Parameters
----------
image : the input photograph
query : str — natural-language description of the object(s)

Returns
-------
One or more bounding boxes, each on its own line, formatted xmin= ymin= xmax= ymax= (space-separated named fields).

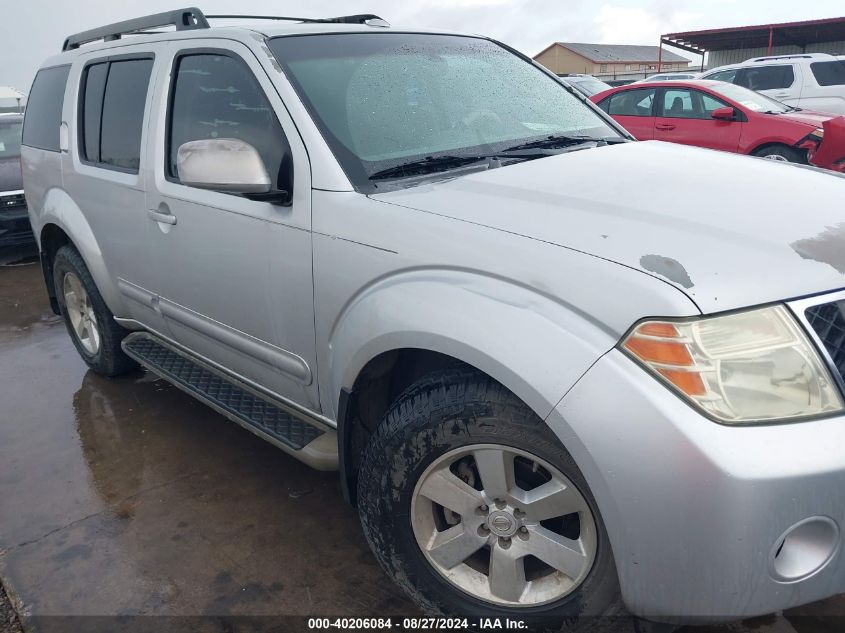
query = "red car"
xmin=591 ymin=80 xmax=845 ymax=172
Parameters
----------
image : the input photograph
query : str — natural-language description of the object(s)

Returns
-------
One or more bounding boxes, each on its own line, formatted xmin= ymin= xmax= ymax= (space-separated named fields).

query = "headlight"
xmin=621 ymin=305 xmax=843 ymax=424
xmin=809 ymin=127 xmax=825 ymax=142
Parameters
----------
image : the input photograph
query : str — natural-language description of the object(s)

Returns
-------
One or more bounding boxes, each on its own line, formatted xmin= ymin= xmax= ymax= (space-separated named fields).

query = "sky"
xmin=1 ymin=0 xmax=844 ymax=94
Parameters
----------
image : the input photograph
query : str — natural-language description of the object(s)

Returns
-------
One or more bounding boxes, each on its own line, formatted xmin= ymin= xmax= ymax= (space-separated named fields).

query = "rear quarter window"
xmin=811 ymin=61 xmax=845 ymax=86
xmin=22 ymin=65 xmax=71 ymax=151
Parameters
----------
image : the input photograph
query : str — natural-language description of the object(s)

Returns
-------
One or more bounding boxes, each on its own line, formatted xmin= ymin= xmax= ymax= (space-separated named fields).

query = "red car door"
xmin=654 ymin=87 xmax=742 ymax=153
xmin=597 ymin=87 xmax=656 ymax=140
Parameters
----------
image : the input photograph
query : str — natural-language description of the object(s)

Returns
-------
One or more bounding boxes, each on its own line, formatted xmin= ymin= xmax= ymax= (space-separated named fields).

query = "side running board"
xmin=121 ymin=332 xmax=338 ymax=471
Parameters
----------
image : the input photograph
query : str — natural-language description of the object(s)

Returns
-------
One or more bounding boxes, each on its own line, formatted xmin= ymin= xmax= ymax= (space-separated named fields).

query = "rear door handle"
xmin=147 ymin=208 xmax=177 ymax=225
xmin=656 ymin=124 xmax=676 ymax=131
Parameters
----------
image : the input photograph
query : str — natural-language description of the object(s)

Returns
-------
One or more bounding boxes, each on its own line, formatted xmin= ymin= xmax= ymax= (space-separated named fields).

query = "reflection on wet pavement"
xmin=0 ymin=258 xmax=412 ymax=622
xmin=0 ymin=256 xmax=843 ymax=632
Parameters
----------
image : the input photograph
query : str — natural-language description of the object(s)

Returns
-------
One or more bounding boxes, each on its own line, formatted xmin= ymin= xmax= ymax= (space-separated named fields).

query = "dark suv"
xmin=0 ymin=114 xmax=31 ymax=247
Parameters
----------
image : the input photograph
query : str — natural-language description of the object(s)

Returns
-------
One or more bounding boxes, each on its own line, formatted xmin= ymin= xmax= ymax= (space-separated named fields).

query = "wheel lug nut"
xmin=479 ymin=504 xmax=488 ymax=512
xmin=519 ymin=526 xmax=528 ymax=534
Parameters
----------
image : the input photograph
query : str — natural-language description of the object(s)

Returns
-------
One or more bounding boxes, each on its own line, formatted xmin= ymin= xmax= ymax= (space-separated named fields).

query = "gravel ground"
xmin=0 ymin=579 xmax=22 ymax=633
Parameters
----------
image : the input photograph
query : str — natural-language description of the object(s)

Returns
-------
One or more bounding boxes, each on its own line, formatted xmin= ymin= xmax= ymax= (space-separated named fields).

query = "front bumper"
xmin=549 ymin=348 xmax=845 ymax=621
xmin=808 ymin=116 xmax=845 ymax=173
xmin=0 ymin=191 xmax=34 ymax=247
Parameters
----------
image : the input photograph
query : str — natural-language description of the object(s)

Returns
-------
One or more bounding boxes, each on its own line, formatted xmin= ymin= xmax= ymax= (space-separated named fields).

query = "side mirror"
xmin=177 ymin=138 xmax=290 ymax=204
xmin=711 ymin=107 xmax=736 ymax=121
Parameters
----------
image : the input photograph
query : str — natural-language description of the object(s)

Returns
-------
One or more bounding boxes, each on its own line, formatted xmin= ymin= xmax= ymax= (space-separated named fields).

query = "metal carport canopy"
xmin=661 ymin=16 xmax=845 ymax=55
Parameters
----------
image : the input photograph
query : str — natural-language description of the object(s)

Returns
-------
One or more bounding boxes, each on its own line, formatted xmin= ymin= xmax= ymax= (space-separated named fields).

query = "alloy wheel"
xmin=411 ymin=444 xmax=597 ymax=607
xmin=63 ymin=271 xmax=101 ymax=355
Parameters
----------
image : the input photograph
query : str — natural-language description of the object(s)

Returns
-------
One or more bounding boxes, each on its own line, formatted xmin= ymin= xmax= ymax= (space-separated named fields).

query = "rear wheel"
xmin=357 ymin=369 xmax=620 ymax=622
xmin=53 ymin=245 xmax=137 ymax=377
xmin=753 ymin=144 xmax=805 ymax=164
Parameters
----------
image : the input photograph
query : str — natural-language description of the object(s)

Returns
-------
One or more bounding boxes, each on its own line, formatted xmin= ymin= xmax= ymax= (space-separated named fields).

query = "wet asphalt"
xmin=0 ymin=246 xmax=412 ymax=630
xmin=1 ymin=244 xmax=844 ymax=633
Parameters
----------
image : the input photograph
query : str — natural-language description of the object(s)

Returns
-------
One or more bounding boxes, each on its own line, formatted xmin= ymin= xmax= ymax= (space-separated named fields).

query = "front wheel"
xmin=753 ymin=144 xmax=806 ymax=164
xmin=357 ymin=370 xmax=620 ymax=621
xmin=53 ymin=245 xmax=137 ymax=377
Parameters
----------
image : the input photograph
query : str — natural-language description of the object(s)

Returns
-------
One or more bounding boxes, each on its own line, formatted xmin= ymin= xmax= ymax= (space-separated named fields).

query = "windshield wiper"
xmin=502 ymin=134 xmax=605 ymax=152
xmin=368 ymin=155 xmax=489 ymax=181
xmin=367 ymin=140 xmax=611 ymax=181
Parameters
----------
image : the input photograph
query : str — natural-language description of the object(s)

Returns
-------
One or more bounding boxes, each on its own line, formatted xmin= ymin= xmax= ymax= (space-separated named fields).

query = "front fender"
xmin=330 ymin=269 xmax=624 ymax=421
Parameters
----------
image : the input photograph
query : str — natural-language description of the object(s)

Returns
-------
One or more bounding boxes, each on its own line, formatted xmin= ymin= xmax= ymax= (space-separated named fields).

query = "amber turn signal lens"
xmin=658 ymin=368 xmax=706 ymax=397
xmin=623 ymin=320 xmax=705 ymax=398
xmin=636 ymin=322 xmax=679 ymax=338
xmin=624 ymin=337 xmax=693 ymax=366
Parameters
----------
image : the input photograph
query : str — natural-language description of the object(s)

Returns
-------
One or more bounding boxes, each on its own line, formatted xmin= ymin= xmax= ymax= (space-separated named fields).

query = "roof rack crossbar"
xmin=204 ymin=13 xmax=389 ymax=26
xmin=62 ymin=7 xmax=209 ymax=51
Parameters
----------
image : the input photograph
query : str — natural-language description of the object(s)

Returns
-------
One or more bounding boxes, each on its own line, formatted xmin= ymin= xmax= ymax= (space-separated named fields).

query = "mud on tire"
xmin=53 ymin=245 xmax=138 ymax=377
xmin=357 ymin=369 xmax=620 ymax=623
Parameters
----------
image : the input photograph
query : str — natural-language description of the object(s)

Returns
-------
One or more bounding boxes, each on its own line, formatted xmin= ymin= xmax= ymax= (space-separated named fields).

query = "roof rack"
xmin=747 ymin=53 xmax=833 ymax=62
xmin=62 ymin=8 xmax=390 ymax=51
xmin=204 ymin=14 xmax=389 ymax=26
xmin=63 ymin=7 xmax=208 ymax=51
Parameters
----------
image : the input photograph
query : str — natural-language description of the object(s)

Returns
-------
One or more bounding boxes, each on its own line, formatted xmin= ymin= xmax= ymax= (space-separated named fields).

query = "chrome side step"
xmin=121 ymin=332 xmax=338 ymax=471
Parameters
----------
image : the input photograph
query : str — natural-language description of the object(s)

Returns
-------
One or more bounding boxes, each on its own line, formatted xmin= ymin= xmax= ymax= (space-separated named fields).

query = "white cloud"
xmin=423 ymin=0 xmax=511 ymax=6
xmin=594 ymin=5 xmax=702 ymax=45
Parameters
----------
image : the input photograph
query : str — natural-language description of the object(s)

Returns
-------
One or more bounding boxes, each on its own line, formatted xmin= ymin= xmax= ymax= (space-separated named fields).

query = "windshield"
xmin=0 ymin=118 xmax=22 ymax=159
xmin=268 ymin=33 xmax=622 ymax=189
xmin=709 ymin=83 xmax=791 ymax=113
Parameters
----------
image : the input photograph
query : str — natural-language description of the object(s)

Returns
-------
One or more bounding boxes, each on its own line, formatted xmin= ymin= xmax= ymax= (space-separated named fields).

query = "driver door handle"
xmin=147 ymin=208 xmax=177 ymax=226
xmin=656 ymin=123 xmax=676 ymax=131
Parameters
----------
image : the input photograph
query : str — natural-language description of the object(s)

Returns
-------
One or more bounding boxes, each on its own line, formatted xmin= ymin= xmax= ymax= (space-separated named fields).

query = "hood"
xmin=372 ymin=141 xmax=845 ymax=314
xmin=0 ymin=157 xmax=22 ymax=193
xmin=779 ymin=109 xmax=835 ymax=128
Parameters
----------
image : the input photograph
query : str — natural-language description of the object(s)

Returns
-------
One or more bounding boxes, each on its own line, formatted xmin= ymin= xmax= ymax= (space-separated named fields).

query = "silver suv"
xmin=22 ymin=7 xmax=845 ymax=625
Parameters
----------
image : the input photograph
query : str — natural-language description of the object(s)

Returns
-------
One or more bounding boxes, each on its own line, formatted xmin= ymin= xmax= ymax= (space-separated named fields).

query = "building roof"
xmin=662 ymin=16 xmax=845 ymax=54
xmin=0 ymin=87 xmax=24 ymax=100
xmin=543 ymin=42 xmax=689 ymax=64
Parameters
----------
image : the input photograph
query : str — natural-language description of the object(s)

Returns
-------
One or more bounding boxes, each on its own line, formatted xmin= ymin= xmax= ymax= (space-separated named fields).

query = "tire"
xmin=753 ymin=144 xmax=806 ymax=164
xmin=53 ymin=245 xmax=138 ymax=377
xmin=357 ymin=369 xmax=620 ymax=625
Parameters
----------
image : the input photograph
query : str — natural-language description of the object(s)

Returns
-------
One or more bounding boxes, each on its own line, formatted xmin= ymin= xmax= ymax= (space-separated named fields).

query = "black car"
xmin=0 ymin=114 xmax=32 ymax=247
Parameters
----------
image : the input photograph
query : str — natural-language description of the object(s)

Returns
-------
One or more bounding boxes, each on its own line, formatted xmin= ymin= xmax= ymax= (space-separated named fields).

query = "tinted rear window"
xmin=22 ymin=65 xmax=71 ymax=151
xmin=739 ymin=65 xmax=794 ymax=91
xmin=704 ymin=69 xmax=738 ymax=83
xmin=99 ymin=59 xmax=154 ymax=171
xmin=600 ymin=88 xmax=656 ymax=117
xmin=80 ymin=62 xmax=108 ymax=162
xmin=0 ymin=119 xmax=23 ymax=159
xmin=811 ymin=61 xmax=845 ymax=86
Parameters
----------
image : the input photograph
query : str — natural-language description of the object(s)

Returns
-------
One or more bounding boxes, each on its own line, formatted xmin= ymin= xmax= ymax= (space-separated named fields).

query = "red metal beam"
xmin=663 ymin=15 xmax=845 ymax=40
xmin=661 ymin=15 xmax=845 ymax=54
